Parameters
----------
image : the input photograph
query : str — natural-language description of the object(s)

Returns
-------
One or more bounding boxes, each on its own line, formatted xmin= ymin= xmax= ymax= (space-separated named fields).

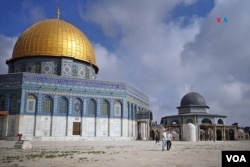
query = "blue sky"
xmin=169 ymin=0 xmax=214 ymax=26
xmin=0 ymin=0 xmax=119 ymax=50
xmin=0 ymin=0 xmax=250 ymax=127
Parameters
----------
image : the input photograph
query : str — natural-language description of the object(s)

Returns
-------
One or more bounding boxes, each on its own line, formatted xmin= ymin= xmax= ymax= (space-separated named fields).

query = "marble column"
xmin=214 ymin=126 xmax=217 ymax=141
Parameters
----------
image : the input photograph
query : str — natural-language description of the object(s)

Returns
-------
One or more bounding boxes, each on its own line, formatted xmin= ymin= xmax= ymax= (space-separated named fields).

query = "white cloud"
xmin=81 ymin=0 xmax=250 ymax=126
xmin=21 ymin=0 xmax=47 ymax=23
xmin=94 ymin=43 xmax=126 ymax=82
xmin=81 ymin=0 xmax=202 ymax=122
xmin=0 ymin=35 xmax=17 ymax=74
xmin=1 ymin=0 xmax=248 ymax=126
xmin=180 ymin=0 xmax=250 ymax=126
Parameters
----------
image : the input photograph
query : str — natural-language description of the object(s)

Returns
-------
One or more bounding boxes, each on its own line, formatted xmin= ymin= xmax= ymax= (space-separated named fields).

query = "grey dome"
xmin=180 ymin=92 xmax=207 ymax=107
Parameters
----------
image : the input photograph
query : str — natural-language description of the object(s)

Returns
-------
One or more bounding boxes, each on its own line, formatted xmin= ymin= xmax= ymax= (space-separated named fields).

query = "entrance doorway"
xmin=137 ymin=122 xmax=142 ymax=140
xmin=73 ymin=122 xmax=81 ymax=135
xmin=229 ymin=129 xmax=234 ymax=140
xmin=216 ymin=129 xmax=222 ymax=140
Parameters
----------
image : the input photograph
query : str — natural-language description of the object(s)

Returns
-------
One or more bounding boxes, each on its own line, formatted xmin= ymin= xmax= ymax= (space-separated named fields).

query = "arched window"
xmin=44 ymin=96 xmax=52 ymax=113
xmin=59 ymin=97 xmax=68 ymax=114
xmin=202 ymin=118 xmax=212 ymax=124
xmin=88 ymin=99 xmax=96 ymax=115
xmin=74 ymin=98 xmax=82 ymax=115
xmin=26 ymin=94 xmax=36 ymax=113
xmin=114 ymin=101 xmax=122 ymax=116
xmin=218 ymin=119 xmax=224 ymax=124
xmin=102 ymin=100 xmax=109 ymax=115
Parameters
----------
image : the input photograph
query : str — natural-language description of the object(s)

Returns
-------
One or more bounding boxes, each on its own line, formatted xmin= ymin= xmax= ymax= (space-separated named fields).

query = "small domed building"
xmin=0 ymin=11 xmax=152 ymax=141
xmin=237 ymin=129 xmax=249 ymax=140
xmin=160 ymin=91 xmax=237 ymax=141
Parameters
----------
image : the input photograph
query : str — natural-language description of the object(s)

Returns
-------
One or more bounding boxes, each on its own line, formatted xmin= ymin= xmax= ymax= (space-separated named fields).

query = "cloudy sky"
xmin=0 ymin=0 xmax=249 ymax=127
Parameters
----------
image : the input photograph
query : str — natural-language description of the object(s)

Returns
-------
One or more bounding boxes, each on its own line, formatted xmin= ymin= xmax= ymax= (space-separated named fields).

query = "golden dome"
xmin=11 ymin=19 xmax=98 ymax=72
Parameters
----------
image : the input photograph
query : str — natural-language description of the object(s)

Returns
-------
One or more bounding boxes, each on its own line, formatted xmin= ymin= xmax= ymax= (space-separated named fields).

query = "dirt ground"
xmin=0 ymin=140 xmax=249 ymax=167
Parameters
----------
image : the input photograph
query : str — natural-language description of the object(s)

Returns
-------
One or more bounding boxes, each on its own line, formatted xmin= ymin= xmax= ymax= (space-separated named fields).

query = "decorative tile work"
xmin=62 ymin=63 xmax=71 ymax=76
xmin=127 ymin=84 xmax=149 ymax=103
xmin=26 ymin=63 xmax=34 ymax=73
xmin=73 ymin=98 xmax=82 ymax=116
xmin=35 ymin=62 xmax=41 ymax=73
xmin=53 ymin=62 xmax=59 ymax=75
xmin=14 ymin=65 xmax=21 ymax=73
xmin=78 ymin=67 xmax=85 ymax=79
xmin=9 ymin=57 xmax=98 ymax=79
xmin=85 ymin=67 xmax=90 ymax=79
xmin=0 ymin=73 xmax=149 ymax=116
xmin=22 ymin=74 xmax=126 ymax=90
xmin=0 ymin=74 xmax=22 ymax=84
xmin=21 ymin=64 xmax=26 ymax=72
xmin=72 ymin=65 xmax=78 ymax=77
xmin=42 ymin=62 xmax=53 ymax=74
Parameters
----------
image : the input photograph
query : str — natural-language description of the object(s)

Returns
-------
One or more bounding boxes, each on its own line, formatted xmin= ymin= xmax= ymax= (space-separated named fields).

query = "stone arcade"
xmin=155 ymin=91 xmax=237 ymax=141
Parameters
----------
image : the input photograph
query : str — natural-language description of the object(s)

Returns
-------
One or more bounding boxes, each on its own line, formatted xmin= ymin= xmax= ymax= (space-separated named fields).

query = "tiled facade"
xmin=0 ymin=17 xmax=152 ymax=141
xmin=8 ymin=57 xmax=96 ymax=79
xmin=0 ymin=73 xmax=150 ymax=141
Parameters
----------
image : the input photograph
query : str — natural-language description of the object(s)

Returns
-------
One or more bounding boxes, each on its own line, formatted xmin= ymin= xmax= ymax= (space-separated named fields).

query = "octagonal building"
xmin=160 ymin=92 xmax=236 ymax=141
xmin=0 ymin=13 xmax=152 ymax=141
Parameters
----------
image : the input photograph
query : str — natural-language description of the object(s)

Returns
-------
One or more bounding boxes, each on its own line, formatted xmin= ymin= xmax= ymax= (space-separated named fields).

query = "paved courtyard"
xmin=0 ymin=140 xmax=249 ymax=167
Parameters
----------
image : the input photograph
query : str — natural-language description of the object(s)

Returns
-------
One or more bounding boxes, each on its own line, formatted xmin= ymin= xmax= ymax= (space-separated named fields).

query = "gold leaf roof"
xmin=11 ymin=19 xmax=98 ymax=72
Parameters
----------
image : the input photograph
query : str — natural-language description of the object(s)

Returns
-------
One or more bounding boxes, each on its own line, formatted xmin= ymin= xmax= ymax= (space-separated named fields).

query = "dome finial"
xmin=56 ymin=5 xmax=60 ymax=19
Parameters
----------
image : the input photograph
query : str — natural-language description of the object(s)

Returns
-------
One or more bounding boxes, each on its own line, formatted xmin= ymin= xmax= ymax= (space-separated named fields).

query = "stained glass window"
xmin=26 ymin=94 xmax=36 ymax=113
xmin=102 ymin=100 xmax=109 ymax=115
xmin=44 ymin=96 xmax=52 ymax=113
xmin=88 ymin=99 xmax=96 ymax=115
xmin=114 ymin=101 xmax=121 ymax=116
xmin=59 ymin=97 xmax=68 ymax=114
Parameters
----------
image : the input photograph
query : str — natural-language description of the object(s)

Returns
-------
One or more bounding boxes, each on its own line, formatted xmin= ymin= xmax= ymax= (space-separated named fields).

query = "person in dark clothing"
xmin=155 ymin=130 xmax=160 ymax=143
xmin=167 ymin=131 xmax=173 ymax=151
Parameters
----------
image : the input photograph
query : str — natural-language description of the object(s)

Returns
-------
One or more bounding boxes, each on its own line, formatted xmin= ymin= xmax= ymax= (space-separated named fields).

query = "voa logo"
xmin=226 ymin=155 xmax=246 ymax=162
xmin=222 ymin=151 xmax=250 ymax=167
xmin=216 ymin=17 xmax=228 ymax=23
